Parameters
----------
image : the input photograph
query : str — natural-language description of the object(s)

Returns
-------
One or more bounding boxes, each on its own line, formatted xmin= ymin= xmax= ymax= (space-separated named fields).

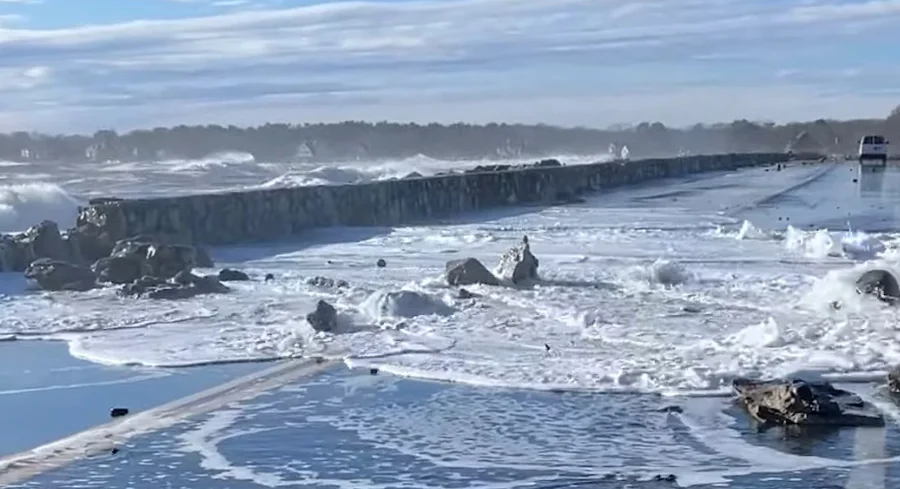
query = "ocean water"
xmin=2 ymin=155 xmax=900 ymax=487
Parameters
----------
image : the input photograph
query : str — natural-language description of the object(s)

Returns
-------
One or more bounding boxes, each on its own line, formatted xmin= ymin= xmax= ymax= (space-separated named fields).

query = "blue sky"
xmin=0 ymin=0 xmax=899 ymax=133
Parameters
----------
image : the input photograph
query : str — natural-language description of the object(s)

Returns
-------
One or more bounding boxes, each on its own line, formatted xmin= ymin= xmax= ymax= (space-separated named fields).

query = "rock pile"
xmin=11 ymin=219 xmax=238 ymax=300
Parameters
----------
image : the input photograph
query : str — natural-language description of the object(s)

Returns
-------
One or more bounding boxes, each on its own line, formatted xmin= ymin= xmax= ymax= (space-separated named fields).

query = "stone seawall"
xmin=77 ymin=153 xmax=791 ymax=246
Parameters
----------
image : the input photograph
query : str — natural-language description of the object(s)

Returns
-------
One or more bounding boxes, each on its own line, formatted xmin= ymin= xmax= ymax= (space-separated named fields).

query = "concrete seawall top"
xmin=76 ymin=153 xmax=793 ymax=246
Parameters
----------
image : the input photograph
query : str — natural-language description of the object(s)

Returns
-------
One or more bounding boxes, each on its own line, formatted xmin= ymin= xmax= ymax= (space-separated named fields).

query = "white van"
xmin=858 ymin=135 xmax=889 ymax=166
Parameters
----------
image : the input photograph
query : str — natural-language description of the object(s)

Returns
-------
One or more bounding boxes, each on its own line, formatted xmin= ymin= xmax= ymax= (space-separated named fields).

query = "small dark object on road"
xmin=370 ymin=368 xmax=379 ymax=375
xmin=111 ymin=448 xmax=120 ymax=455
xmin=658 ymin=405 xmax=683 ymax=414
xmin=376 ymin=259 xmax=386 ymax=268
xmin=110 ymin=408 xmax=129 ymax=418
xmin=264 ymin=273 xmax=274 ymax=282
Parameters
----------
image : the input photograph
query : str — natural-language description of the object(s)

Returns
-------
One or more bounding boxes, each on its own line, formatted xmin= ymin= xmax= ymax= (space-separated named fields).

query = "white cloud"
xmin=1 ymin=0 xmax=899 ymax=132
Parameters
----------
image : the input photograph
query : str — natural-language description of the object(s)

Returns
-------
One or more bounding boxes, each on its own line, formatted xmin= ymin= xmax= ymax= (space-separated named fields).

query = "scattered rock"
xmin=376 ymin=258 xmax=386 ymax=268
xmin=732 ymin=378 xmax=884 ymax=427
xmin=495 ymin=235 xmax=539 ymax=284
xmin=118 ymin=272 xmax=229 ymax=300
xmin=264 ymin=273 xmax=275 ymax=282
xmin=306 ymin=276 xmax=349 ymax=288
xmin=218 ymin=268 xmax=250 ymax=281
xmin=855 ymin=269 xmax=900 ymax=303
xmin=457 ymin=288 xmax=478 ymax=299
xmin=110 ymin=407 xmax=129 ymax=418
xmin=658 ymin=405 xmax=683 ymax=414
xmin=887 ymin=365 xmax=900 ymax=394
xmin=370 ymin=368 xmax=379 ymax=375
xmin=306 ymin=300 xmax=338 ymax=332
xmin=445 ymin=258 xmax=499 ymax=286
xmin=24 ymin=258 xmax=97 ymax=292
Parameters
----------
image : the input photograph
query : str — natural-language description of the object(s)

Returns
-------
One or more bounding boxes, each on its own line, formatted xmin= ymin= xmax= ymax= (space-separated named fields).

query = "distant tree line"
xmin=4 ymin=106 xmax=900 ymax=163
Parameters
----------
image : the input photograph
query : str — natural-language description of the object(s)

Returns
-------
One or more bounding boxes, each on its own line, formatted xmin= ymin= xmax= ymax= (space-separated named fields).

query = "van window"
xmin=863 ymin=136 xmax=885 ymax=144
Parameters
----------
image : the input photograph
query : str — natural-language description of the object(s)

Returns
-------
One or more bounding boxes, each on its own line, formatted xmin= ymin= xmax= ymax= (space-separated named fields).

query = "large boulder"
xmin=306 ymin=300 xmax=338 ymax=332
xmin=445 ymin=258 xmax=499 ymax=286
xmin=110 ymin=236 xmax=207 ymax=279
xmin=495 ymin=236 xmax=539 ymax=284
xmin=67 ymin=222 xmax=117 ymax=263
xmin=855 ymin=269 xmax=900 ymax=303
xmin=92 ymin=255 xmax=149 ymax=284
xmin=20 ymin=220 xmax=69 ymax=262
xmin=0 ymin=221 xmax=74 ymax=272
xmin=24 ymin=258 xmax=97 ymax=292
xmin=732 ymin=378 xmax=884 ymax=427
xmin=218 ymin=268 xmax=250 ymax=281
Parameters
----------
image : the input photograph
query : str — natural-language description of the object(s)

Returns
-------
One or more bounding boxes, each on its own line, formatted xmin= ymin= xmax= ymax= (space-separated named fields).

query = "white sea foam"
xmin=0 ymin=183 xmax=82 ymax=233
xmin=255 ymin=153 xmax=607 ymax=189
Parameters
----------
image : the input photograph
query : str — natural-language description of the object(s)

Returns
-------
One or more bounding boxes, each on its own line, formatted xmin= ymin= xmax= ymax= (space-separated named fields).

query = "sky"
xmin=0 ymin=0 xmax=900 ymax=133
